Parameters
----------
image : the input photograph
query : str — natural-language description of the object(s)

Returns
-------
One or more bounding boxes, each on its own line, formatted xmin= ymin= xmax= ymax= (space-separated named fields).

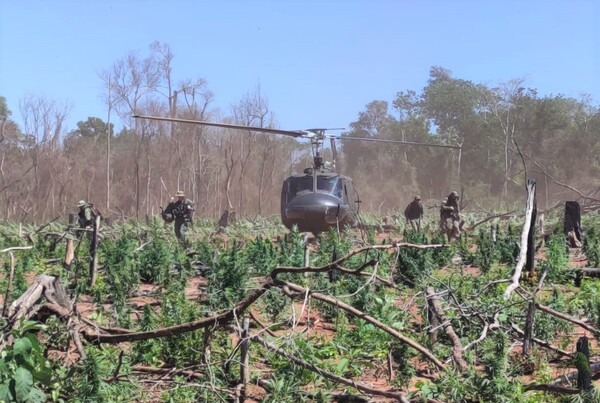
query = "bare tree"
xmin=481 ymin=79 xmax=526 ymax=199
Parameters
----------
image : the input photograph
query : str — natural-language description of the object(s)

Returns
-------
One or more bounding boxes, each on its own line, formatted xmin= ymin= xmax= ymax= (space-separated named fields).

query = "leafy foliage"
xmin=0 ymin=321 xmax=59 ymax=403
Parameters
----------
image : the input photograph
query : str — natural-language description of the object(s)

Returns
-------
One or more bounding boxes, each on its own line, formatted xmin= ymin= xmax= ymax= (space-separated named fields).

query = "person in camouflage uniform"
xmin=440 ymin=191 xmax=461 ymax=241
xmin=162 ymin=190 xmax=195 ymax=243
xmin=77 ymin=200 xmax=96 ymax=228
xmin=404 ymin=195 xmax=424 ymax=232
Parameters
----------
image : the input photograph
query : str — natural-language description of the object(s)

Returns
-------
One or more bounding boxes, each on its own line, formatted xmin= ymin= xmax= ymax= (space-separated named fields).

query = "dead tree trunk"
xmin=504 ymin=179 xmax=537 ymax=299
xmin=525 ymin=183 xmax=537 ymax=280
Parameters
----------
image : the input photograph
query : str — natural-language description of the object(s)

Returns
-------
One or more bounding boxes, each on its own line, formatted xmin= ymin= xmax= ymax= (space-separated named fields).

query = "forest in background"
xmin=1 ymin=42 xmax=599 ymax=223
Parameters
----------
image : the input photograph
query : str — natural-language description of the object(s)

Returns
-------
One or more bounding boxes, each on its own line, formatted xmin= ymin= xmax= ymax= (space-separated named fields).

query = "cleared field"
xmin=1 ymin=211 xmax=600 ymax=402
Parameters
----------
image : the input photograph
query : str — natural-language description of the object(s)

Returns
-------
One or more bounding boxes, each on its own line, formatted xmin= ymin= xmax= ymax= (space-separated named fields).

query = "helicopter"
xmin=133 ymin=114 xmax=460 ymax=234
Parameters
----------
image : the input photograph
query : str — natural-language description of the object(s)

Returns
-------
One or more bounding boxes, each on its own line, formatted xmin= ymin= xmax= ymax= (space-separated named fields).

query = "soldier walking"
xmin=440 ymin=191 xmax=461 ymax=241
xmin=77 ymin=200 xmax=97 ymax=229
xmin=162 ymin=190 xmax=195 ymax=244
xmin=404 ymin=196 xmax=424 ymax=232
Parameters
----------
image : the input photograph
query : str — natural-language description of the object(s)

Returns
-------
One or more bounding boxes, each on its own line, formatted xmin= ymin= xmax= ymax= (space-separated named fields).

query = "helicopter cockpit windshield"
xmin=288 ymin=175 xmax=343 ymax=199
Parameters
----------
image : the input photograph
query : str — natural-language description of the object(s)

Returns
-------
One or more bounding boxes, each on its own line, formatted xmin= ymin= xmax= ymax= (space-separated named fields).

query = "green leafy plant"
xmin=0 ymin=320 xmax=58 ymax=403
xmin=542 ymin=234 xmax=571 ymax=283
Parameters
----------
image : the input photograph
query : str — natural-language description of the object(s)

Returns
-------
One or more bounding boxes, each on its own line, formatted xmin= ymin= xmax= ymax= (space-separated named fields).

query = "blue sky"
xmin=1 ymin=0 xmax=598 ymax=133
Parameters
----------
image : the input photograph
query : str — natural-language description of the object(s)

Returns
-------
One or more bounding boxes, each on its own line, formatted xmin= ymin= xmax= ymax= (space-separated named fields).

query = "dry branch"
xmin=250 ymin=332 xmax=409 ymax=402
xmin=280 ymin=280 xmax=445 ymax=370
xmin=130 ymin=365 xmax=205 ymax=380
xmin=271 ymin=243 xmax=448 ymax=278
xmin=0 ymin=246 xmax=34 ymax=253
xmin=6 ymin=275 xmax=66 ymax=322
xmin=553 ymin=362 xmax=600 ymax=386
xmin=464 ymin=211 xmax=517 ymax=231
xmin=523 ymin=384 xmax=580 ymax=395
xmin=535 ymin=302 xmax=600 ymax=335
xmin=463 ymin=313 xmax=500 ymax=352
xmin=425 ymin=287 xmax=468 ymax=370
xmin=83 ymin=279 xmax=272 ymax=343
xmin=511 ymin=324 xmax=571 ymax=357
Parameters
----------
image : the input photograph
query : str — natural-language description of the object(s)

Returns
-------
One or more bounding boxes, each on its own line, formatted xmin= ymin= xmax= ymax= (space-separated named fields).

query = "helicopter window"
xmin=289 ymin=176 xmax=341 ymax=197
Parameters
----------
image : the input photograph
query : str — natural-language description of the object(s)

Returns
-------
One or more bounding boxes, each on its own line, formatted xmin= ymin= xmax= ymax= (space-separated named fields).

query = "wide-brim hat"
xmin=175 ymin=190 xmax=185 ymax=197
xmin=77 ymin=200 xmax=86 ymax=207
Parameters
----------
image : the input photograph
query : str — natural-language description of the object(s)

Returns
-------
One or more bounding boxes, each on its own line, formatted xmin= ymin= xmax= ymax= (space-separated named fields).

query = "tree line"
xmin=343 ymin=66 xmax=600 ymax=211
xmin=1 ymin=43 xmax=599 ymax=222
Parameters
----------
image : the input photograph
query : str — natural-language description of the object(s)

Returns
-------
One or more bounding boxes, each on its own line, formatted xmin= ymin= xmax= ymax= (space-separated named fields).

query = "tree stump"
xmin=576 ymin=336 xmax=592 ymax=392
xmin=564 ymin=201 xmax=582 ymax=248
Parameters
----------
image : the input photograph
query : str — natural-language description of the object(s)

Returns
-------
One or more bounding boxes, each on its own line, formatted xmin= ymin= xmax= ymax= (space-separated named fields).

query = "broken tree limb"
xmin=0 ymin=246 xmax=33 ymax=253
xmin=463 ymin=211 xmax=517 ymax=231
xmin=280 ymin=280 xmax=445 ymax=370
xmin=552 ymin=362 xmax=600 ymax=386
xmin=248 ymin=311 xmax=278 ymax=337
xmin=425 ymin=287 xmax=468 ymax=370
xmin=6 ymin=275 xmax=60 ymax=322
xmin=463 ymin=313 xmax=500 ymax=352
xmin=83 ymin=279 xmax=272 ymax=344
xmin=249 ymin=332 xmax=409 ymax=402
xmin=535 ymin=302 xmax=600 ymax=336
xmin=130 ymin=365 xmax=205 ymax=380
xmin=271 ymin=243 xmax=448 ymax=278
xmin=511 ymin=324 xmax=571 ymax=357
xmin=523 ymin=384 xmax=580 ymax=395
xmin=504 ymin=179 xmax=537 ymax=300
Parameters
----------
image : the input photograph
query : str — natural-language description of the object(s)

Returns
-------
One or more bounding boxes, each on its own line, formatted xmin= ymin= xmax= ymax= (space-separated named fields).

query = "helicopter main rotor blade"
xmin=336 ymin=136 xmax=461 ymax=150
xmin=133 ymin=115 xmax=306 ymax=138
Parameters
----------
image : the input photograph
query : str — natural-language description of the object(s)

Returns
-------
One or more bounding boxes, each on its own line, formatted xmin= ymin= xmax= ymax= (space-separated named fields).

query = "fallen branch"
xmin=250 ymin=332 xmax=409 ymax=402
xmin=7 ymin=275 xmax=70 ymax=323
xmin=523 ymin=384 xmax=580 ymax=395
xmin=425 ymin=287 xmax=468 ymax=370
xmin=553 ymin=362 xmax=600 ymax=386
xmin=280 ymin=280 xmax=445 ymax=370
xmin=130 ymin=365 xmax=205 ymax=380
xmin=535 ymin=302 xmax=600 ymax=336
xmin=511 ymin=324 xmax=571 ymax=357
xmin=83 ymin=279 xmax=272 ymax=343
xmin=0 ymin=246 xmax=33 ymax=253
xmin=464 ymin=211 xmax=517 ymax=231
xmin=463 ymin=313 xmax=500 ymax=352
xmin=248 ymin=311 xmax=278 ymax=337
xmin=271 ymin=243 xmax=448 ymax=278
